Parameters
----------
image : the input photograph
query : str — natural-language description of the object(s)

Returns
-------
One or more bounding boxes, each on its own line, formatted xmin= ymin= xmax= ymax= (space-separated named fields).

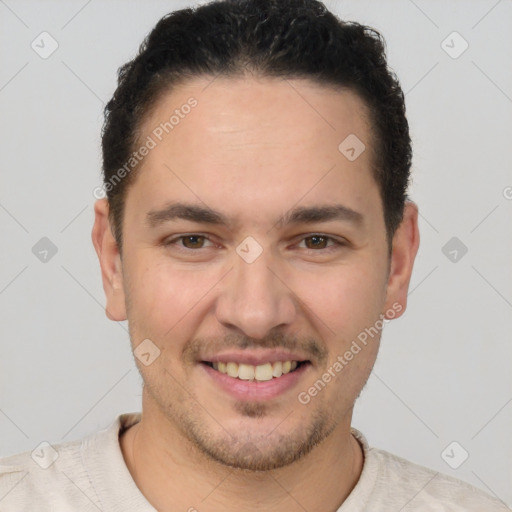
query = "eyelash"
xmin=163 ymin=234 xmax=346 ymax=253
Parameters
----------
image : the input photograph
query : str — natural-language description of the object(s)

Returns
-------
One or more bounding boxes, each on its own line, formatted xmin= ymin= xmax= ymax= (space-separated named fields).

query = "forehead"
xmin=139 ymin=75 xmax=373 ymax=155
xmin=126 ymin=76 xmax=380 ymax=229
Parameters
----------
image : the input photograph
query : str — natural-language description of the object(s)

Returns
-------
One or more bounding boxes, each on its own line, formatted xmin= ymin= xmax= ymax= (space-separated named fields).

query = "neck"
xmin=120 ymin=402 xmax=364 ymax=512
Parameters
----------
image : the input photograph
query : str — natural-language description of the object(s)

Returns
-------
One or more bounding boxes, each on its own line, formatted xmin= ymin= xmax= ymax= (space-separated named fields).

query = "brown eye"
xmin=304 ymin=235 xmax=329 ymax=249
xmin=163 ymin=234 xmax=216 ymax=252
xmin=181 ymin=235 xmax=206 ymax=249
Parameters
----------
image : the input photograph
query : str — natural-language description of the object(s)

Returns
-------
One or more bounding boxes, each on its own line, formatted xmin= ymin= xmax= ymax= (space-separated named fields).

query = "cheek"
xmin=125 ymin=253 xmax=217 ymax=337
xmin=293 ymin=260 xmax=387 ymax=337
xmin=295 ymin=266 xmax=384 ymax=401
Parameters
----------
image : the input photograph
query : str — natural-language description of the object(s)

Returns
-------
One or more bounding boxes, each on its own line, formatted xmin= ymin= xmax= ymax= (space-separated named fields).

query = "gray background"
xmin=1 ymin=0 xmax=511 ymax=506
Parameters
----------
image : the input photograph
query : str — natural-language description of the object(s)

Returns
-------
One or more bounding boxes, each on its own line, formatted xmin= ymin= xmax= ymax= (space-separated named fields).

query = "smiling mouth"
xmin=202 ymin=360 xmax=309 ymax=381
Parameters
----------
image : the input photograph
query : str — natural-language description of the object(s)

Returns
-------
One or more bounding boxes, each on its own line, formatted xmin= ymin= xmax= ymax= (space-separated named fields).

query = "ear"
xmin=383 ymin=201 xmax=420 ymax=318
xmin=91 ymin=198 xmax=127 ymax=321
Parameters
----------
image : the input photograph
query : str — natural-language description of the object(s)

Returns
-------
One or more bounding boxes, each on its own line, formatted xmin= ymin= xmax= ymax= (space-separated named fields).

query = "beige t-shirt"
xmin=0 ymin=412 xmax=509 ymax=511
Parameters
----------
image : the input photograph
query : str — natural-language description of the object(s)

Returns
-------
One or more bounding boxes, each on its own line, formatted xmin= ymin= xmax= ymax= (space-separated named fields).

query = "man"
xmin=0 ymin=0 xmax=509 ymax=510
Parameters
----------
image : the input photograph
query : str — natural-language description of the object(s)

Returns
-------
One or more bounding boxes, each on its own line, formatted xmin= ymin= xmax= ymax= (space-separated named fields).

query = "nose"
xmin=214 ymin=248 xmax=297 ymax=340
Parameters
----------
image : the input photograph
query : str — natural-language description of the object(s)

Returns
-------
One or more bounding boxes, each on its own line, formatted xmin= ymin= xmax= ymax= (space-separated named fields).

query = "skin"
xmin=92 ymin=76 xmax=419 ymax=512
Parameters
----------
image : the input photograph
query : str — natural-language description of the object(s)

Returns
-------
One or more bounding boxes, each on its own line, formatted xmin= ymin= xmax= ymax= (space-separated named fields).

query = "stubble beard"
xmin=145 ymin=380 xmax=337 ymax=472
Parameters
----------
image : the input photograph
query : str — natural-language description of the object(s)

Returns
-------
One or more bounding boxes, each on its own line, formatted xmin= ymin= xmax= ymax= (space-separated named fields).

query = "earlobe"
xmin=383 ymin=201 xmax=420 ymax=318
xmin=91 ymin=199 xmax=127 ymax=321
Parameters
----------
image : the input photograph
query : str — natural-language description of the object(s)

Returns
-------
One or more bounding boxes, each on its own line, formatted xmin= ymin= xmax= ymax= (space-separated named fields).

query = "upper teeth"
xmin=211 ymin=361 xmax=299 ymax=381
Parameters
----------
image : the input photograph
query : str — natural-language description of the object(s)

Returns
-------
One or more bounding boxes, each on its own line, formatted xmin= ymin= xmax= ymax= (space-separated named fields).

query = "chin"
xmin=183 ymin=409 xmax=334 ymax=471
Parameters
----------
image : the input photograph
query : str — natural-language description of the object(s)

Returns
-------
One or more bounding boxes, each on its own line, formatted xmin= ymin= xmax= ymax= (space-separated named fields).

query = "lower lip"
xmin=200 ymin=362 xmax=310 ymax=401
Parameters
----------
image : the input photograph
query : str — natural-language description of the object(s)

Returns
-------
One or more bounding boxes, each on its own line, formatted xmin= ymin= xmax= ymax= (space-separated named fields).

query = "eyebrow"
xmin=146 ymin=201 xmax=364 ymax=230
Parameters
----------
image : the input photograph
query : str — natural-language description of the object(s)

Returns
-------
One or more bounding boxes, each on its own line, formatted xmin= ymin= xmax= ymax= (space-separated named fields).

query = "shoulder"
xmin=347 ymin=428 xmax=510 ymax=511
xmin=0 ymin=415 xmax=132 ymax=511
xmin=370 ymin=446 xmax=510 ymax=511
xmin=0 ymin=433 xmax=105 ymax=510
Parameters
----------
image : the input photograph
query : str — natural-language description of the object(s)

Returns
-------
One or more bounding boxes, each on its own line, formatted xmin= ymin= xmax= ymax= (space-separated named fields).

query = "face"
xmin=93 ymin=76 xmax=418 ymax=471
